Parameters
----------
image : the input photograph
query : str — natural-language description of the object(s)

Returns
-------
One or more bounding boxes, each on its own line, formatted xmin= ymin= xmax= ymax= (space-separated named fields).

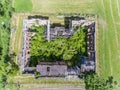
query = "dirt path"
xmin=27 ymin=86 xmax=85 ymax=90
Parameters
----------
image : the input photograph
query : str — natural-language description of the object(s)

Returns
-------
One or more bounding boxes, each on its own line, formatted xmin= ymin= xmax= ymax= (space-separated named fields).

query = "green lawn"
xmin=96 ymin=0 xmax=120 ymax=82
xmin=14 ymin=0 xmax=95 ymax=13
xmin=10 ymin=13 xmax=24 ymax=64
xmin=12 ymin=0 xmax=120 ymax=89
xmin=14 ymin=0 xmax=32 ymax=12
xmin=13 ymin=75 xmax=84 ymax=90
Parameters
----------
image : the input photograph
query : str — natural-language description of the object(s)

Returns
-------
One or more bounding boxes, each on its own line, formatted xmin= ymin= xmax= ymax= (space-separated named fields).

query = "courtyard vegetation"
xmin=30 ymin=25 xmax=87 ymax=66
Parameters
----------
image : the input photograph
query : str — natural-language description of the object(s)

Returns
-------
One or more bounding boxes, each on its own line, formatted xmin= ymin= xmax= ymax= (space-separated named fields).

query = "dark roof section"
xmin=38 ymin=61 xmax=66 ymax=65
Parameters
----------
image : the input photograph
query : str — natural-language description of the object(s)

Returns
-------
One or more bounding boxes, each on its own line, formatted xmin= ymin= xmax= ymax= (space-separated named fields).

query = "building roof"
xmin=37 ymin=62 xmax=67 ymax=77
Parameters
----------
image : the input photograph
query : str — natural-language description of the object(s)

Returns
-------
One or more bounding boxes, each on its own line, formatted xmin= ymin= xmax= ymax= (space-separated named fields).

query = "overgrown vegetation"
xmin=30 ymin=25 xmax=87 ymax=66
xmin=34 ymin=71 xmax=41 ymax=79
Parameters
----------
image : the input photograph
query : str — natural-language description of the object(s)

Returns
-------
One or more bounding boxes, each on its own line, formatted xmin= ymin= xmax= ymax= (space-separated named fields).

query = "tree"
xmin=0 ymin=0 xmax=15 ymax=89
xmin=84 ymin=73 xmax=116 ymax=90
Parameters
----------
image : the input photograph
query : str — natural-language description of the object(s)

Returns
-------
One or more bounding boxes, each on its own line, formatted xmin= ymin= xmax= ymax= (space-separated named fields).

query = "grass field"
xmin=12 ymin=0 xmax=120 ymax=89
xmin=96 ymin=0 xmax=120 ymax=82
xmin=13 ymin=75 xmax=84 ymax=90
xmin=14 ymin=0 xmax=32 ymax=12
xmin=14 ymin=0 xmax=95 ymax=13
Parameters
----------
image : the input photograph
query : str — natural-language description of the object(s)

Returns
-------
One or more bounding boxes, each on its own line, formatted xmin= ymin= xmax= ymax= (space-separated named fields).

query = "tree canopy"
xmin=0 ymin=0 xmax=18 ymax=89
xmin=84 ymin=73 xmax=116 ymax=90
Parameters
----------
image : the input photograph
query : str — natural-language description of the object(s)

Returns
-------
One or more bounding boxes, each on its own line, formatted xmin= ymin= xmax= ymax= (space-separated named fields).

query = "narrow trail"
xmin=18 ymin=16 xmax=23 ymax=54
xmin=12 ymin=0 xmax=14 ymax=7
xmin=100 ymin=0 xmax=106 ymax=76
xmin=12 ymin=15 xmax=19 ymax=51
xmin=28 ymin=86 xmax=85 ymax=90
xmin=108 ymin=45 xmax=113 ymax=75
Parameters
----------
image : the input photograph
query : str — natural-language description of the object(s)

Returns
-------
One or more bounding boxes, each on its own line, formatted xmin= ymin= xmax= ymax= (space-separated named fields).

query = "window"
xmin=47 ymin=67 xmax=50 ymax=72
xmin=57 ymin=30 xmax=63 ymax=36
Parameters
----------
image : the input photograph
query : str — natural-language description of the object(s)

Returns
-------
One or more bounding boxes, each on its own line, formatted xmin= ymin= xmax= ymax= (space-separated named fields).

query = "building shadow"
xmin=28 ymin=15 xmax=49 ymax=20
xmin=64 ymin=16 xmax=85 ymax=28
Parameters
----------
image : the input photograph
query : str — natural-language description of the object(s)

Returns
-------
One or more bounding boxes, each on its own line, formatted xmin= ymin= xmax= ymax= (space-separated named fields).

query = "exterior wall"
xmin=22 ymin=19 xmax=49 ymax=72
xmin=36 ymin=65 xmax=67 ymax=76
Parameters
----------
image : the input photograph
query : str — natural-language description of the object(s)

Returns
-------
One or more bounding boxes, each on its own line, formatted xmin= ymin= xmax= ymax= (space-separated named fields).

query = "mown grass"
xmin=96 ymin=0 xmax=120 ymax=81
xmin=14 ymin=0 xmax=32 ymax=12
xmin=13 ymin=75 xmax=84 ymax=90
xmin=14 ymin=0 xmax=95 ymax=13
xmin=14 ymin=76 xmax=84 ymax=85
xmin=10 ymin=14 xmax=24 ymax=64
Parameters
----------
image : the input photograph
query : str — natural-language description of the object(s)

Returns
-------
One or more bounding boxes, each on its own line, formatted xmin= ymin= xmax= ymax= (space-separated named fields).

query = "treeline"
xmin=30 ymin=25 xmax=88 ymax=66
xmin=0 ymin=0 xmax=18 ymax=89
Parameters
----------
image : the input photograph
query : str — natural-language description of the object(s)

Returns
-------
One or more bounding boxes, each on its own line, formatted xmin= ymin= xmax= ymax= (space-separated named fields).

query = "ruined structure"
xmin=21 ymin=17 xmax=96 ymax=77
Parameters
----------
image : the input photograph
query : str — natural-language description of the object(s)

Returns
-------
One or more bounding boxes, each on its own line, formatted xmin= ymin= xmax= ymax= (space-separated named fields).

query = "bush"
xmin=34 ymin=71 xmax=41 ymax=79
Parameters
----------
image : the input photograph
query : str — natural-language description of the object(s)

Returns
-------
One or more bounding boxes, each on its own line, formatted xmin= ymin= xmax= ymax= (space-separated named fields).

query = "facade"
xmin=21 ymin=17 xmax=96 ymax=77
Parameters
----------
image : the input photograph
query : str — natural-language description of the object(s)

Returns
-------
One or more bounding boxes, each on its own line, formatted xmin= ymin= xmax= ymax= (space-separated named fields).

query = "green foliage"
xmin=14 ymin=0 xmax=32 ymax=12
xmin=30 ymin=25 xmax=88 ymax=66
xmin=0 ymin=0 xmax=18 ymax=89
xmin=34 ymin=71 xmax=41 ymax=79
xmin=5 ymin=83 xmax=19 ymax=90
xmin=84 ymin=73 xmax=116 ymax=90
xmin=0 ymin=75 xmax=7 ymax=89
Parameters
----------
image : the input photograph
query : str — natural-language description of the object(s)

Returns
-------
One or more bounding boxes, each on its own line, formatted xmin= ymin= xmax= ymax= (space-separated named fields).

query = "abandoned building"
xmin=21 ymin=17 xmax=96 ymax=77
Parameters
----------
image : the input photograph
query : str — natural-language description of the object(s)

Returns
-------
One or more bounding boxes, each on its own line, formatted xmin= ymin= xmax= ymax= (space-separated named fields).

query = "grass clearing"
xmin=13 ymin=0 xmax=96 ymax=13
xmin=14 ymin=0 xmax=32 ymax=12
xmin=10 ymin=13 xmax=25 ymax=63
xmin=96 ymin=1 xmax=120 ymax=90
